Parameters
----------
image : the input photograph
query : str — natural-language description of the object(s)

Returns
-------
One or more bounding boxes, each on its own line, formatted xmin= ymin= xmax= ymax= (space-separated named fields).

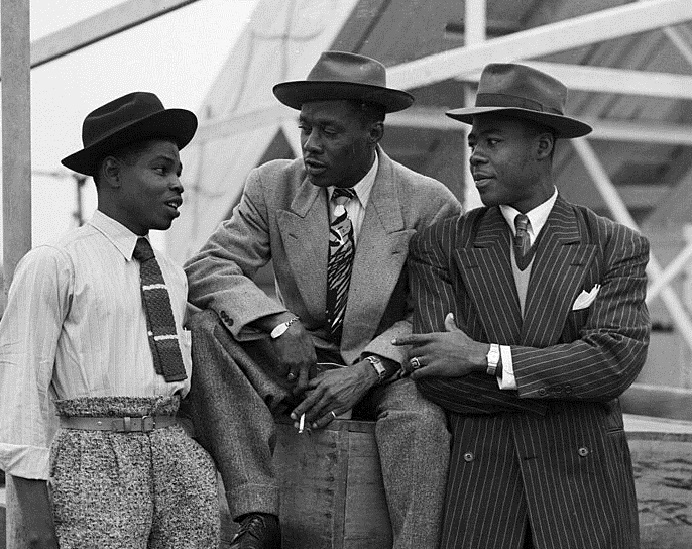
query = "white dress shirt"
xmin=327 ymin=151 xmax=379 ymax=242
xmin=495 ymin=188 xmax=558 ymax=390
xmin=0 ymin=210 xmax=191 ymax=479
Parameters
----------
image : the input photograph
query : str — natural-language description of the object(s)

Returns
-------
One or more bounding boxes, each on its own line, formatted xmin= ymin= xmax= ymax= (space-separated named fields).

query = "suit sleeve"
xmin=360 ymin=183 xmax=463 ymax=368
xmin=184 ymin=168 xmax=286 ymax=338
xmin=511 ymin=225 xmax=650 ymax=401
xmin=409 ymin=218 xmax=548 ymax=415
xmin=410 ymin=219 xmax=650 ymax=414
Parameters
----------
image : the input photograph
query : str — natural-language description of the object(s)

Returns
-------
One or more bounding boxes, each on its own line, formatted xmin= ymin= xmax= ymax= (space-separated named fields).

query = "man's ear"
xmin=101 ymin=156 xmax=121 ymax=188
xmin=536 ymin=131 xmax=555 ymax=160
xmin=368 ymin=121 xmax=384 ymax=144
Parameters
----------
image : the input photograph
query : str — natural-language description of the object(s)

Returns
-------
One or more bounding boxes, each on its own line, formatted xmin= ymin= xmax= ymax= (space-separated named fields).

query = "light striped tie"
xmin=326 ymin=188 xmax=356 ymax=344
xmin=133 ymin=237 xmax=188 ymax=382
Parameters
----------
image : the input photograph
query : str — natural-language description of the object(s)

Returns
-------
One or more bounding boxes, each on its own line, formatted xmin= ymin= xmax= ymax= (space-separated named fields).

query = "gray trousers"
xmin=50 ymin=396 xmax=220 ymax=549
xmin=187 ymin=310 xmax=450 ymax=549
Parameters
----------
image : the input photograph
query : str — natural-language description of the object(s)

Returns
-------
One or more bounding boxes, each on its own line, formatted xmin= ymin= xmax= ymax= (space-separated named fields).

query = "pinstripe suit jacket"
xmin=409 ymin=197 xmax=650 ymax=549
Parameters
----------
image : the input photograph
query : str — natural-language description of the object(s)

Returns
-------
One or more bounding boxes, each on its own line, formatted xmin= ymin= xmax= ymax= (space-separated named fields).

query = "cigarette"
xmin=298 ymin=413 xmax=306 ymax=434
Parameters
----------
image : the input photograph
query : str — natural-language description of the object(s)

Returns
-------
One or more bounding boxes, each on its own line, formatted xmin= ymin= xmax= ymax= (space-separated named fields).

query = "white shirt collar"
xmin=327 ymin=150 xmax=379 ymax=208
xmin=88 ymin=210 xmax=150 ymax=261
xmin=500 ymin=187 xmax=558 ymax=241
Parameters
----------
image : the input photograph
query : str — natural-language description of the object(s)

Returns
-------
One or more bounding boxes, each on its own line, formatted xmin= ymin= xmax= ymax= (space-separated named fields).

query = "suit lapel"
xmin=276 ymin=179 xmax=329 ymax=321
xmin=454 ymin=208 xmax=523 ymax=345
xmin=521 ymin=198 xmax=596 ymax=347
xmin=341 ymin=151 xmax=414 ymax=352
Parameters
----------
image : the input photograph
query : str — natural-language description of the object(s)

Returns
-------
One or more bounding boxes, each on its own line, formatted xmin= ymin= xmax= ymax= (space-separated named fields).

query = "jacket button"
xmin=578 ymin=446 xmax=589 ymax=457
xmin=463 ymin=452 xmax=474 ymax=462
xmin=538 ymin=388 xmax=547 ymax=396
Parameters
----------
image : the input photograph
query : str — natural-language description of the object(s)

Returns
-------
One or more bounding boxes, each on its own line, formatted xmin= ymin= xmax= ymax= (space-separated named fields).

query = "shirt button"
xmin=578 ymin=447 xmax=589 ymax=457
xmin=564 ymin=385 xmax=573 ymax=394
xmin=463 ymin=452 xmax=474 ymax=462
xmin=538 ymin=388 xmax=547 ymax=396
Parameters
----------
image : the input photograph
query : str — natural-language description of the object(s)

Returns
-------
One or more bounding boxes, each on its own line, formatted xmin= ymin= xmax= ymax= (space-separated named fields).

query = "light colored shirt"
xmin=327 ymin=151 xmax=379 ymax=242
xmin=0 ymin=210 xmax=191 ymax=479
xmin=495 ymin=188 xmax=558 ymax=390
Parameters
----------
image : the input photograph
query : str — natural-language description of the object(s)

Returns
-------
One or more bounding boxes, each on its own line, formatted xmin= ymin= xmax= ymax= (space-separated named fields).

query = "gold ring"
xmin=410 ymin=357 xmax=422 ymax=370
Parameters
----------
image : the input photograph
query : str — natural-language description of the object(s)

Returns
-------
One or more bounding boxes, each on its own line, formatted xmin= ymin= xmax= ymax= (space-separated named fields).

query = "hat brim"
xmin=445 ymin=106 xmax=592 ymax=138
xmin=61 ymin=108 xmax=198 ymax=176
xmin=273 ymin=81 xmax=414 ymax=113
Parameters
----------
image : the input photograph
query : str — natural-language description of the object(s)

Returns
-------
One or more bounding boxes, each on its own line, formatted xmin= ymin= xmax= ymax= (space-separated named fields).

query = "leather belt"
xmin=59 ymin=415 xmax=177 ymax=433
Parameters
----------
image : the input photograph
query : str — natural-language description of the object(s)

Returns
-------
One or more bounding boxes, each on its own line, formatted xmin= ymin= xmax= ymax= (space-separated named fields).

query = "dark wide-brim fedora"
xmin=272 ymin=51 xmax=414 ymax=113
xmin=446 ymin=63 xmax=592 ymax=138
xmin=62 ymin=92 xmax=198 ymax=176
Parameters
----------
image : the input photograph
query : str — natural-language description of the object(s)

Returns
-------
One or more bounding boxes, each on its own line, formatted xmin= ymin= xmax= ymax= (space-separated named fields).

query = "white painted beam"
xmin=196 ymin=105 xmax=692 ymax=147
xmin=388 ymin=0 xmax=692 ymax=91
xmin=29 ymin=0 xmax=200 ymax=69
xmin=456 ymin=62 xmax=692 ymax=100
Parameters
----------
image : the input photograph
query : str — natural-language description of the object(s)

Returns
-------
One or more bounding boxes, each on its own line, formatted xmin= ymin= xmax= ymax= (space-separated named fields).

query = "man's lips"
xmin=304 ymin=158 xmax=326 ymax=175
xmin=473 ymin=174 xmax=494 ymax=187
xmin=164 ymin=197 xmax=183 ymax=215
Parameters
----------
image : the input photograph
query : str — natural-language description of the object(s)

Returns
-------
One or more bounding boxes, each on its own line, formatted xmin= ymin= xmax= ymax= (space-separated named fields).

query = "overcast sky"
xmin=1 ymin=0 xmax=257 ymax=255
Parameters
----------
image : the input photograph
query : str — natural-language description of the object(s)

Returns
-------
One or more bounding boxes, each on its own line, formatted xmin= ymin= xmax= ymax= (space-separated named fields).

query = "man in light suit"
xmin=394 ymin=64 xmax=650 ymax=549
xmin=184 ymin=51 xmax=461 ymax=548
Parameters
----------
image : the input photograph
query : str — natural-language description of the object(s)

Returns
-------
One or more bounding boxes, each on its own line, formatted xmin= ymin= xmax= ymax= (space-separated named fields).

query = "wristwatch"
xmin=365 ymin=355 xmax=387 ymax=384
xmin=486 ymin=343 xmax=500 ymax=376
xmin=269 ymin=316 xmax=300 ymax=339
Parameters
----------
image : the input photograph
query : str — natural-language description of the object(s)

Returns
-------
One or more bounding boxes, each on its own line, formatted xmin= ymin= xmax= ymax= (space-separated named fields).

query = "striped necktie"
xmin=326 ymin=187 xmax=356 ymax=344
xmin=133 ymin=237 xmax=188 ymax=382
xmin=513 ymin=213 xmax=535 ymax=270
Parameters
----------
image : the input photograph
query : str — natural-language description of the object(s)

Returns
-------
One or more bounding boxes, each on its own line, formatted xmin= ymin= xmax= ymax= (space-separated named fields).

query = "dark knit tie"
xmin=133 ymin=237 xmax=188 ymax=382
xmin=513 ymin=214 xmax=535 ymax=270
xmin=326 ymin=188 xmax=357 ymax=344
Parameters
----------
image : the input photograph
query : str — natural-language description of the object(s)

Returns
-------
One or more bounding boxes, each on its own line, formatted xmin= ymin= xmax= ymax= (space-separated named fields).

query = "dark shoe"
xmin=229 ymin=513 xmax=281 ymax=549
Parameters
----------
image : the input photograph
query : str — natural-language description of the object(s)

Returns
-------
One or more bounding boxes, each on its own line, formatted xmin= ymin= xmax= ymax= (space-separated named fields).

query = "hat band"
xmin=475 ymin=93 xmax=563 ymax=115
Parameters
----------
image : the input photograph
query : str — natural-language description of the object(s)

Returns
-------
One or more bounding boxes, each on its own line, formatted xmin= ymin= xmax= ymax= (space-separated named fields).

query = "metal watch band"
xmin=365 ymin=355 xmax=387 ymax=383
xmin=486 ymin=343 xmax=500 ymax=376
xmin=270 ymin=316 xmax=300 ymax=339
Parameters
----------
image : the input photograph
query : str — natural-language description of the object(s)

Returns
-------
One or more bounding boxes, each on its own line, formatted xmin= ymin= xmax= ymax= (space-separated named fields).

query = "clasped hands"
xmin=392 ymin=313 xmax=488 ymax=379
xmin=269 ymin=317 xmax=377 ymax=431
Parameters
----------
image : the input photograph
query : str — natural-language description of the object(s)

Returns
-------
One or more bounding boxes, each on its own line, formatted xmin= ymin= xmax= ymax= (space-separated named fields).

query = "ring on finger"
xmin=410 ymin=356 xmax=422 ymax=370
xmin=330 ymin=411 xmax=337 ymax=420
xmin=286 ymin=371 xmax=297 ymax=381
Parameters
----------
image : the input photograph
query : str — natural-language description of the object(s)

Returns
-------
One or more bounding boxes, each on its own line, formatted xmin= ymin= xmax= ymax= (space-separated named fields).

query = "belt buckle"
xmin=117 ymin=416 xmax=154 ymax=432
xmin=141 ymin=415 xmax=154 ymax=432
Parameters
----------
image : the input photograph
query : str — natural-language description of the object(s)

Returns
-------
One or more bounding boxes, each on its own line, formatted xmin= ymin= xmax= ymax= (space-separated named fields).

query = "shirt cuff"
xmin=497 ymin=345 xmax=516 ymax=390
xmin=0 ymin=444 xmax=51 ymax=480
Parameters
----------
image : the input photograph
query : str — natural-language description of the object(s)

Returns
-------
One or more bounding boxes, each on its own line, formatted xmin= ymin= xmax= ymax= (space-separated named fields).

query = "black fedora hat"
xmin=62 ymin=92 xmax=198 ymax=176
xmin=446 ymin=63 xmax=592 ymax=138
xmin=272 ymin=51 xmax=414 ymax=113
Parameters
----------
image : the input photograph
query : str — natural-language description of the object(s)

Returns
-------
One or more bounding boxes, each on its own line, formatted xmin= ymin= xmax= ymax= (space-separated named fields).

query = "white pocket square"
xmin=572 ymin=284 xmax=601 ymax=311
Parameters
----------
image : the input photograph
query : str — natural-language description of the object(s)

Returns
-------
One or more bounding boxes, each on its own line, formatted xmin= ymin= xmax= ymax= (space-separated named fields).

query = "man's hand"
xmin=290 ymin=360 xmax=378 ymax=429
xmin=13 ymin=476 xmax=59 ymax=548
xmin=392 ymin=313 xmax=488 ymax=379
xmin=268 ymin=317 xmax=317 ymax=395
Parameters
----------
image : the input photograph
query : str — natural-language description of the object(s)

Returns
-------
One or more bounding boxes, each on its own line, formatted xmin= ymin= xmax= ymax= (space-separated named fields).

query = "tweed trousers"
xmin=49 ymin=396 xmax=220 ymax=549
xmin=187 ymin=310 xmax=451 ymax=549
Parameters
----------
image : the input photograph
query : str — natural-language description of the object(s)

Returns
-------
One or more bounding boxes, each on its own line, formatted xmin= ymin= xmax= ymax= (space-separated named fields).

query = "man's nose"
xmin=302 ymin=130 xmax=321 ymax=152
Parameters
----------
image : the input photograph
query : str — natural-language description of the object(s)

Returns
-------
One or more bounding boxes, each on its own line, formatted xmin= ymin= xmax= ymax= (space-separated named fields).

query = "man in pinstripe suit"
xmin=394 ymin=64 xmax=650 ymax=548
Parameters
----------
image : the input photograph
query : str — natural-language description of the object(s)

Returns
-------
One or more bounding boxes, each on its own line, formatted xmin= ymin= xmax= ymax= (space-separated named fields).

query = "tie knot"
xmin=133 ymin=237 xmax=155 ymax=262
xmin=514 ymin=214 xmax=530 ymax=233
xmin=332 ymin=187 xmax=356 ymax=205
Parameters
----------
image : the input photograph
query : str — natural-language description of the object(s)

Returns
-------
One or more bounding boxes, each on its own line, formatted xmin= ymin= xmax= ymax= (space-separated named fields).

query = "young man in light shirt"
xmin=0 ymin=92 xmax=219 ymax=548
